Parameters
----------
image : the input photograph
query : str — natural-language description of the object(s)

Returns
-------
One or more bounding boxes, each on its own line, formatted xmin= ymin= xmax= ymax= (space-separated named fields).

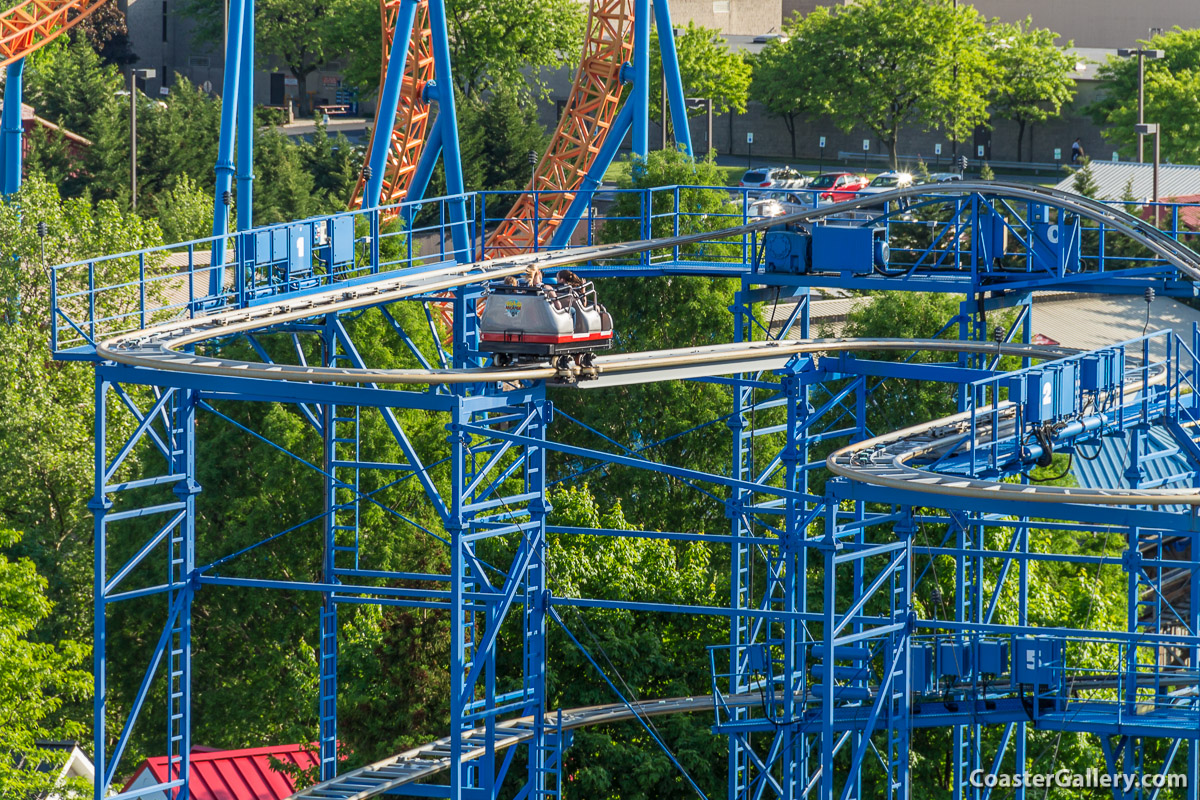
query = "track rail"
xmin=0 ymin=0 xmax=108 ymax=67
xmin=93 ymin=184 xmax=1200 ymax=509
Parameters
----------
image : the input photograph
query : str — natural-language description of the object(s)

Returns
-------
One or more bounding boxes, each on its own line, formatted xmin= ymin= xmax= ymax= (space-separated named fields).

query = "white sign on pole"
xmin=862 ymin=139 xmax=870 ymax=152
xmin=976 ymin=145 xmax=985 ymax=158
xmin=1054 ymin=147 xmax=1062 ymax=160
xmin=819 ymin=136 xmax=826 ymax=149
xmin=934 ymin=143 xmax=942 ymax=155
xmin=746 ymin=132 xmax=754 ymax=144
xmin=1112 ymin=151 xmax=1119 ymax=161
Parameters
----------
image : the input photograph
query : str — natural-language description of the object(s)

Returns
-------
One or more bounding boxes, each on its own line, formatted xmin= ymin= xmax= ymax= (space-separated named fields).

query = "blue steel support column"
xmin=399 ymin=120 xmax=443 ymax=228
xmin=363 ymin=0 xmax=420 ymax=210
xmin=318 ymin=318 xmax=340 ymax=780
xmin=235 ymin=0 xmax=255 ymax=231
xmin=651 ymin=0 xmax=692 ymax=157
xmin=525 ymin=397 xmax=551 ymax=797
xmin=2 ymin=58 xmax=24 ymax=195
xmin=631 ymin=0 xmax=649 ymax=157
xmin=167 ymin=389 xmax=199 ymax=799
xmin=448 ymin=398 xmax=470 ymax=800
xmin=208 ymin=0 xmax=247 ymax=296
xmin=727 ymin=286 xmax=752 ymax=800
xmin=90 ymin=375 xmax=112 ymax=800
xmin=426 ymin=0 xmax=470 ymax=261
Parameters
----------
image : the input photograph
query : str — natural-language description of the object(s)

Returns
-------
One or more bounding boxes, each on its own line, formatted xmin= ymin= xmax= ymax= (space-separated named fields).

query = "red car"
xmin=809 ymin=172 xmax=870 ymax=203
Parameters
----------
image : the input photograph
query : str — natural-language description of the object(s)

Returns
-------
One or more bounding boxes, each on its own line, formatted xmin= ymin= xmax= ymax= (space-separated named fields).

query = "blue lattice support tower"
xmin=90 ymin=376 xmax=200 ymax=800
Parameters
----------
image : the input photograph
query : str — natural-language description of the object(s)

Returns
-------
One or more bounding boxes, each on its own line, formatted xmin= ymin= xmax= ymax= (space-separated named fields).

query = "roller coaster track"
xmin=349 ymin=0 xmax=634 ymax=231
xmin=0 ymin=0 xmax=108 ymax=67
xmin=92 ymin=184 xmax=1200 ymax=506
xmin=348 ymin=0 xmax=435 ymax=210
xmin=483 ymin=0 xmax=634 ymax=255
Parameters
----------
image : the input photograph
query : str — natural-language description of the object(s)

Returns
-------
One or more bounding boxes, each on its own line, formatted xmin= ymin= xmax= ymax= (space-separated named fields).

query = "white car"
xmin=859 ymin=172 xmax=914 ymax=195
xmin=922 ymin=172 xmax=964 ymax=184
xmin=739 ymin=166 xmax=810 ymax=196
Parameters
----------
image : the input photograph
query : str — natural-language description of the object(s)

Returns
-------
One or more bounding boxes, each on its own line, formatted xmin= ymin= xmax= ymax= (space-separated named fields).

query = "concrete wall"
xmin=780 ymin=0 xmax=1200 ymax=47
xmin=664 ymin=0 xmax=783 ymax=36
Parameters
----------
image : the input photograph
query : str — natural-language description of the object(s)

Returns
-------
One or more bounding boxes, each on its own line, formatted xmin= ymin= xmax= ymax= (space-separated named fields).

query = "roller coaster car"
xmin=479 ymin=280 xmax=614 ymax=368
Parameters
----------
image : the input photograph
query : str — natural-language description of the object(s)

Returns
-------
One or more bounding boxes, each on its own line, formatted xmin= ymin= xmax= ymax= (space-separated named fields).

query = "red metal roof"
xmin=122 ymin=743 xmax=320 ymax=800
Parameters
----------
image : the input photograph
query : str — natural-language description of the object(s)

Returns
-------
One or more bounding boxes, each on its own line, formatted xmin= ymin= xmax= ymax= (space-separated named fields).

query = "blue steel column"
xmin=2 ymin=58 xmax=25 ymax=195
xmin=651 ymin=0 xmax=692 ymax=156
xmin=318 ymin=317 xmax=340 ymax=780
xmin=727 ymin=287 xmax=752 ymax=800
xmin=90 ymin=375 xmax=112 ymax=800
xmin=235 ymin=0 xmax=255 ymax=231
xmin=208 ymin=0 xmax=246 ymax=295
xmin=631 ymin=0 xmax=650 ymax=157
xmin=426 ymin=0 xmax=470 ymax=260
xmin=525 ymin=396 xmax=551 ymax=797
xmin=448 ymin=398 xmax=470 ymax=800
xmin=167 ymin=389 xmax=199 ymax=799
xmin=363 ymin=0 xmax=420 ymax=210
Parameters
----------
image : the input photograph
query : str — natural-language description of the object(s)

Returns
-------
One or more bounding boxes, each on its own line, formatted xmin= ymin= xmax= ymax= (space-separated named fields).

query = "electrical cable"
xmin=552 ymin=607 xmax=711 ymax=800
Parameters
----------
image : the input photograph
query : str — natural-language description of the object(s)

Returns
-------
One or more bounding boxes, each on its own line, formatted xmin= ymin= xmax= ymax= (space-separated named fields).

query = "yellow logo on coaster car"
xmin=504 ymin=299 xmax=522 ymax=317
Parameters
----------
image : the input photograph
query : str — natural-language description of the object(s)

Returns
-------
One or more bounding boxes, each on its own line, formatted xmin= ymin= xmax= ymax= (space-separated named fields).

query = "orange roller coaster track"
xmin=353 ymin=0 xmax=634 ymax=247
xmin=348 ymin=0 xmax=435 ymax=210
xmin=484 ymin=0 xmax=634 ymax=256
xmin=0 ymin=0 xmax=108 ymax=66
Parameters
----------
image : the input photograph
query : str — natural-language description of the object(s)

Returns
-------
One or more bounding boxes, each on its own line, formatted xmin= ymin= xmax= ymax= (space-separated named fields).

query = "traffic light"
xmin=957 ymin=155 xmax=969 ymax=174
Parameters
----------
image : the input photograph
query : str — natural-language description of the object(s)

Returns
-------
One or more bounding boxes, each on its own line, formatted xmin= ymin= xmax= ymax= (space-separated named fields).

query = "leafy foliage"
xmin=339 ymin=0 xmax=585 ymax=103
xmin=0 ymin=528 xmax=91 ymax=799
xmin=751 ymin=35 xmax=805 ymax=157
xmin=988 ymin=17 xmax=1077 ymax=161
xmin=649 ymin=22 xmax=751 ymax=141
xmin=1088 ymin=27 xmax=1200 ymax=164
xmin=773 ymin=0 xmax=996 ymax=168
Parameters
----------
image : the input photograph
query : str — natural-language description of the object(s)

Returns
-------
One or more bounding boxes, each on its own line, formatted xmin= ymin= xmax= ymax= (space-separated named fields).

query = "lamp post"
xmin=1116 ymin=46 xmax=1164 ymax=163
xmin=128 ymin=67 xmax=157 ymax=210
xmin=1135 ymin=122 xmax=1161 ymax=226
xmin=527 ymin=149 xmax=538 ymax=190
xmin=686 ymin=97 xmax=713 ymax=158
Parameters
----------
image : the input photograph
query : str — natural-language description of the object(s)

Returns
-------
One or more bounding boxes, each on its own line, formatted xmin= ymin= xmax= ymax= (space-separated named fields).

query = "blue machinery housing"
xmin=55 ymin=178 xmax=1200 ymax=799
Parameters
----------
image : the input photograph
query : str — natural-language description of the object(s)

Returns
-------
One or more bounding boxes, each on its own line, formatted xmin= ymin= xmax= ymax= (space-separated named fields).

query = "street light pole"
xmin=128 ymin=67 xmax=156 ymax=211
xmin=1136 ymin=122 xmax=1161 ymax=226
xmin=1117 ymin=47 xmax=1163 ymax=163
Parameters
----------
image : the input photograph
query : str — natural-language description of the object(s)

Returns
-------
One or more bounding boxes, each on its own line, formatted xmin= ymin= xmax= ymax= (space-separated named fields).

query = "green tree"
xmin=338 ymin=0 xmax=585 ymax=103
xmin=182 ymin=0 xmax=346 ymax=115
xmin=781 ymin=0 xmax=996 ymax=169
xmin=0 ymin=528 xmax=92 ymax=799
xmin=1066 ymin=157 xmax=1101 ymax=199
xmin=152 ymin=173 xmax=215 ymax=243
xmin=649 ymin=22 xmax=751 ymax=144
xmin=1088 ymin=27 xmax=1200 ymax=164
xmin=454 ymin=88 xmax=548 ymax=192
xmin=0 ymin=177 xmax=162 ymax=648
xmin=751 ymin=33 xmax=806 ymax=157
xmin=988 ymin=18 xmax=1077 ymax=162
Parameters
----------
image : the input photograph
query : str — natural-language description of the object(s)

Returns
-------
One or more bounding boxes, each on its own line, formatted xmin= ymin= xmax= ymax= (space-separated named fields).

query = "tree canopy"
xmin=989 ymin=17 xmax=1077 ymax=161
xmin=1088 ymin=27 xmax=1200 ymax=164
xmin=649 ymin=22 xmax=751 ymax=143
xmin=771 ymin=0 xmax=996 ymax=169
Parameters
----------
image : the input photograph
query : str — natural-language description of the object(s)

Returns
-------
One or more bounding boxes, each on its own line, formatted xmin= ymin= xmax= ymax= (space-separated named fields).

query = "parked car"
xmin=808 ymin=172 xmax=870 ymax=203
xmin=859 ymin=171 xmax=914 ymax=195
xmin=921 ymin=172 xmax=964 ymax=184
xmin=739 ymin=166 xmax=810 ymax=195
